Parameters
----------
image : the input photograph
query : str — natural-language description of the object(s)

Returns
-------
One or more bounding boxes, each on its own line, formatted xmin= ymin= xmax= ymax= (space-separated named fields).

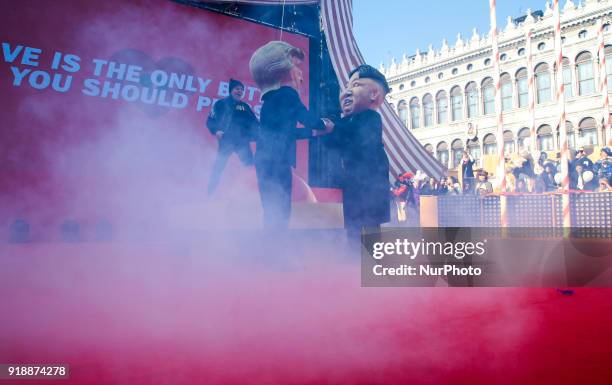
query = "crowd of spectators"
xmin=505 ymin=146 xmax=612 ymax=193
xmin=390 ymin=146 xmax=612 ymax=222
xmin=391 ymin=147 xmax=612 ymax=200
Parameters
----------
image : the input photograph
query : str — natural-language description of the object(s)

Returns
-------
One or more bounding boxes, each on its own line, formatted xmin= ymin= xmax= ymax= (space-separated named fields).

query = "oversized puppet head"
xmin=249 ymin=40 xmax=305 ymax=95
xmin=340 ymin=64 xmax=390 ymax=116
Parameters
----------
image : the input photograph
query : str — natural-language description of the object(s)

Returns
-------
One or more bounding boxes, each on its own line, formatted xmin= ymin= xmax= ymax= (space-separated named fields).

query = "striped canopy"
xmin=205 ymin=0 xmax=446 ymax=178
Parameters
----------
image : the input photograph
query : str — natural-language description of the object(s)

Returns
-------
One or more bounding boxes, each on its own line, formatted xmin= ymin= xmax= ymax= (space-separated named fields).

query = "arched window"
xmin=451 ymin=139 xmax=464 ymax=168
xmin=516 ymin=68 xmax=528 ymax=108
xmin=466 ymin=82 xmax=478 ymax=118
xmin=483 ymin=134 xmax=497 ymax=155
xmin=579 ymin=117 xmax=598 ymax=146
xmin=576 ymin=51 xmax=595 ymax=95
xmin=537 ymin=124 xmax=554 ymax=151
xmin=518 ymin=127 xmax=531 ymax=150
xmin=423 ymin=94 xmax=434 ymax=127
xmin=409 ymin=97 xmax=420 ymax=129
xmin=500 ymin=73 xmax=512 ymax=111
xmin=562 ymin=121 xmax=576 ymax=150
xmin=467 ymin=138 xmax=481 ymax=160
xmin=398 ymin=100 xmax=408 ymax=124
xmin=410 ymin=97 xmax=421 ymax=129
xmin=482 ymin=77 xmax=495 ymax=114
xmin=605 ymin=45 xmax=612 ymax=92
xmin=503 ymin=130 xmax=515 ymax=154
xmin=424 ymin=143 xmax=434 ymax=156
xmin=562 ymin=57 xmax=572 ymax=97
xmin=535 ymin=63 xmax=551 ymax=103
xmin=450 ymin=86 xmax=463 ymax=121
xmin=436 ymin=142 xmax=449 ymax=167
xmin=436 ymin=90 xmax=448 ymax=124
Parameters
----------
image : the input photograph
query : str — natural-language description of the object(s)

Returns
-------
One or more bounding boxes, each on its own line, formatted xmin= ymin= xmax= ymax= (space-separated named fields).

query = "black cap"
xmin=348 ymin=65 xmax=390 ymax=94
xmin=229 ymin=78 xmax=244 ymax=91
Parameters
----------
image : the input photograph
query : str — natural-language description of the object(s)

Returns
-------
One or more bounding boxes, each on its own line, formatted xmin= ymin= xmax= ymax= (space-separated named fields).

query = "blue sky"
xmin=353 ymin=0 xmax=550 ymax=67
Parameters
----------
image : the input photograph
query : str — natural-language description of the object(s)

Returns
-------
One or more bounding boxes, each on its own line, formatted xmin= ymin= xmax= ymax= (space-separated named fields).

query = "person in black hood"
xmin=206 ymin=78 xmax=258 ymax=195
xmin=327 ymin=64 xmax=391 ymax=242
xmin=249 ymin=41 xmax=332 ymax=230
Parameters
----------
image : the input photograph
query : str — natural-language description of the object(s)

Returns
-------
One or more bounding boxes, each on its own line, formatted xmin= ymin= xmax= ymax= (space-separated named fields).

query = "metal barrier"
xmin=437 ymin=192 xmax=612 ymax=230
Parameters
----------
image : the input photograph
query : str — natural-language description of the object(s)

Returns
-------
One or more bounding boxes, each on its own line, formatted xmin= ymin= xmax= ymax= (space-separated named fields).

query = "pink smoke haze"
xmin=2 ymin=239 xmax=612 ymax=385
xmin=1 ymin=2 xmax=612 ymax=385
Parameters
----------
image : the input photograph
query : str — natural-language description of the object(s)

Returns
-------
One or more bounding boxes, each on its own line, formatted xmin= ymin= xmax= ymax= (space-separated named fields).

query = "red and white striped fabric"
xmin=553 ymin=0 xmax=571 ymax=228
xmin=489 ymin=0 xmax=508 ymax=227
xmin=209 ymin=0 xmax=446 ymax=178
xmin=320 ymin=0 xmax=445 ymax=178
xmin=489 ymin=0 xmax=505 ymax=190
xmin=598 ymin=18 xmax=611 ymax=146
xmin=526 ymin=29 xmax=537 ymax=154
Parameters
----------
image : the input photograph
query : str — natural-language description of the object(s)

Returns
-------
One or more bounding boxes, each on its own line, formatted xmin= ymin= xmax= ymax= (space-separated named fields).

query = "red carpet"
xmin=1 ymin=239 xmax=611 ymax=385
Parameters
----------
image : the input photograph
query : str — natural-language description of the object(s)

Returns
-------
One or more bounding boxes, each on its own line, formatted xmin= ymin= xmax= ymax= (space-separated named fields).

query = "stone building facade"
xmin=382 ymin=0 xmax=612 ymax=171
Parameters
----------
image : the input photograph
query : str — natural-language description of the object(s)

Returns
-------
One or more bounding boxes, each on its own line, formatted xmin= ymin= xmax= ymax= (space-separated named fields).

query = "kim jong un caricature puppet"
xmin=330 ymin=65 xmax=391 ymax=242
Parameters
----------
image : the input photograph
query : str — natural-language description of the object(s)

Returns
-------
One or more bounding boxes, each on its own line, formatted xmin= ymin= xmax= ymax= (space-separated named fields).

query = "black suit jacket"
xmin=327 ymin=109 xmax=391 ymax=227
xmin=256 ymin=86 xmax=324 ymax=168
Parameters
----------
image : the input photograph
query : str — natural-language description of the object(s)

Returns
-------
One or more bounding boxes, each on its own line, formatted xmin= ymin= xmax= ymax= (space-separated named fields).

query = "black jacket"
xmin=513 ymin=157 xmax=535 ymax=179
xmin=328 ymin=109 xmax=390 ymax=227
xmin=461 ymin=157 xmax=475 ymax=178
xmin=539 ymin=172 xmax=557 ymax=192
xmin=206 ymin=96 xmax=258 ymax=144
xmin=570 ymin=171 xmax=597 ymax=191
xmin=256 ymin=86 xmax=324 ymax=167
xmin=572 ymin=156 xmax=594 ymax=172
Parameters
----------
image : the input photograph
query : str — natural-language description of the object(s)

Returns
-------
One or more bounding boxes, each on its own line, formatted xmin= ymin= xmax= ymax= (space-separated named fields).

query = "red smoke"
xmin=1 ymin=238 xmax=611 ymax=385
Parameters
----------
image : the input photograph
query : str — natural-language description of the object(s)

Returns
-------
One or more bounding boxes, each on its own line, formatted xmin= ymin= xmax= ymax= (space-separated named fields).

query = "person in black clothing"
xmin=206 ymin=79 xmax=258 ymax=195
xmin=444 ymin=176 xmax=462 ymax=195
xmin=570 ymin=163 xmax=597 ymax=191
xmin=572 ymin=147 xmax=594 ymax=172
xmin=419 ymin=177 xmax=438 ymax=196
xmin=537 ymin=151 xmax=548 ymax=167
xmin=538 ymin=162 xmax=558 ymax=192
xmin=327 ymin=65 xmax=391 ymax=241
xmin=512 ymin=149 xmax=535 ymax=181
xmin=460 ymin=151 xmax=475 ymax=188
xmin=249 ymin=41 xmax=332 ymax=230
xmin=436 ymin=176 xmax=450 ymax=195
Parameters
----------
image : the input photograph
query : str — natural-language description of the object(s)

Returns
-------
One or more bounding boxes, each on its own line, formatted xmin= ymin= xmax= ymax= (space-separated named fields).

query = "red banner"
xmin=0 ymin=0 xmax=312 ymax=233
